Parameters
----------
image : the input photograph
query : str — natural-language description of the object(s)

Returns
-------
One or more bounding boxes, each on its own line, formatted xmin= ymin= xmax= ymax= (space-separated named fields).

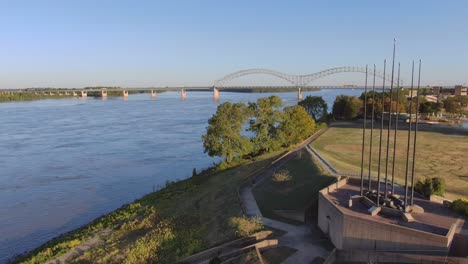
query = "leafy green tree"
xmin=202 ymin=102 xmax=252 ymax=163
xmin=332 ymin=95 xmax=362 ymax=120
xmin=419 ymin=101 xmax=443 ymax=114
xmin=248 ymin=96 xmax=284 ymax=154
xmin=278 ymin=105 xmax=316 ymax=146
xmin=443 ymin=97 xmax=462 ymax=114
xmin=298 ymin=96 xmax=328 ymax=121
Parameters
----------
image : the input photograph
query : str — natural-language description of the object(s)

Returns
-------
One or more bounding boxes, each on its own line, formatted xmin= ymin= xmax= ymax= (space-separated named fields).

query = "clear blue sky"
xmin=0 ymin=0 xmax=467 ymax=88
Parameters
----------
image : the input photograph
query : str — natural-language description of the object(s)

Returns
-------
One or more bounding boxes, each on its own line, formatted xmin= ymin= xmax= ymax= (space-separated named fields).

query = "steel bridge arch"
xmin=214 ymin=66 xmax=398 ymax=87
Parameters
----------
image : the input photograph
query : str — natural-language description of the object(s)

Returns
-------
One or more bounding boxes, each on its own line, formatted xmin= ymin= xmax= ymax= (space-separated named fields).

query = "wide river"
xmin=0 ymin=89 xmax=362 ymax=262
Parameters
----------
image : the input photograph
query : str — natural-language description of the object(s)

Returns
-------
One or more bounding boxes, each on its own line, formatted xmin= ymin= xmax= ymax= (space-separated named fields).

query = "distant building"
xmin=454 ymin=85 xmax=467 ymax=96
xmin=430 ymin=85 xmax=467 ymax=97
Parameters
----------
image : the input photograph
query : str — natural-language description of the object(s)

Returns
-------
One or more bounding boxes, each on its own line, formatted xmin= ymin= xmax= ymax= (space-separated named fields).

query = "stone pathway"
xmin=240 ymin=186 xmax=329 ymax=264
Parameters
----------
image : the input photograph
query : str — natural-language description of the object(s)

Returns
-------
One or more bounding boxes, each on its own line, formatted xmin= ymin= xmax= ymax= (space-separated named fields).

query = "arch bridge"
xmin=213 ymin=66 xmax=399 ymax=100
xmin=214 ymin=66 xmax=397 ymax=88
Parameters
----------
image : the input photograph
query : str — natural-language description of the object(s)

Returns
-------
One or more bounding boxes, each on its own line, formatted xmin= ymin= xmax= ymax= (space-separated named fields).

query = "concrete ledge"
xmin=380 ymin=206 xmax=403 ymax=217
xmin=408 ymin=204 xmax=425 ymax=214
xmin=368 ymin=206 xmax=381 ymax=216
xmin=403 ymin=212 xmax=415 ymax=223
xmin=430 ymin=195 xmax=453 ymax=207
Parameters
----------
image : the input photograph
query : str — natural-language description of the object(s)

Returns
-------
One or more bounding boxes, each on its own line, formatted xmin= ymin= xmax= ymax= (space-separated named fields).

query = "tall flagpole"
xmin=377 ymin=60 xmax=386 ymax=207
xmin=384 ymin=39 xmax=396 ymax=198
xmin=411 ymin=60 xmax=422 ymax=205
xmin=404 ymin=61 xmax=415 ymax=210
xmin=368 ymin=65 xmax=377 ymax=192
xmin=391 ymin=63 xmax=401 ymax=194
xmin=360 ymin=65 xmax=369 ymax=196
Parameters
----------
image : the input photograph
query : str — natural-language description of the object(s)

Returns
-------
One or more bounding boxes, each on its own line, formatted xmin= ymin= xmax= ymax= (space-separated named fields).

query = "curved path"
xmin=240 ymin=129 xmax=332 ymax=263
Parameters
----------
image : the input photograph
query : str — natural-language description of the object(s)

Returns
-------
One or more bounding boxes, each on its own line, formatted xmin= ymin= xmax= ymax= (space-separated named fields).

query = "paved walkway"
xmin=240 ymin=186 xmax=329 ymax=263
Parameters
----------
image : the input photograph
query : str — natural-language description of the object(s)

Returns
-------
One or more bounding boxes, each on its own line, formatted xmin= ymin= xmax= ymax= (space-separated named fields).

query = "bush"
xmin=414 ymin=177 xmax=445 ymax=197
xmin=272 ymin=169 xmax=293 ymax=183
xmin=432 ymin=177 xmax=446 ymax=196
xmin=228 ymin=216 xmax=263 ymax=237
xmin=451 ymin=199 xmax=468 ymax=216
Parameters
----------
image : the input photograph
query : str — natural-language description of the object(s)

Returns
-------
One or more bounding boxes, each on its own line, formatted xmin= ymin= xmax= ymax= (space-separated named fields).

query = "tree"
xmin=278 ymin=105 xmax=316 ymax=146
xmin=202 ymin=102 xmax=252 ymax=163
xmin=419 ymin=101 xmax=442 ymax=114
xmin=443 ymin=97 xmax=462 ymax=114
xmin=332 ymin=95 xmax=362 ymax=120
xmin=298 ymin=96 xmax=328 ymax=121
xmin=248 ymin=96 xmax=284 ymax=154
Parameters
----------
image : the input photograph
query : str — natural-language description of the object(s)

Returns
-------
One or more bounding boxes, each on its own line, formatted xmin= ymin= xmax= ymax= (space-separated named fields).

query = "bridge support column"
xmin=73 ymin=92 xmax=77 ymax=96
xmin=181 ymin=89 xmax=187 ymax=100
xmin=101 ymin=90 xmax=108 ymax=98
xmin=81 ymin=91 xmax=87 ymax=98
xmin=151 ymin=90 xmax=157 ymax=99
xmin=213 ymin=87 xmax=220 ymax=101
xmin=298 ymin=87 xmax=303 ymax=101
xmin=123 ymin=90 xmax=129 ymax=97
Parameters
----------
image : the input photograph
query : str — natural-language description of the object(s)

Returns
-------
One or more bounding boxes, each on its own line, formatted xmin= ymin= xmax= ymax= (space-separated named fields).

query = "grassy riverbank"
xmin=0 ymin=93 xmax=75 ymax=102
xmin=310 ymin=125 xmax=468 ymax=199
xmin=10 ymin=151 xmax=284 ymax=264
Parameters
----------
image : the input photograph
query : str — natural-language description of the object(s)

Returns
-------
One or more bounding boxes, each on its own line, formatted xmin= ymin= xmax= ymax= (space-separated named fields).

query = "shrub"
xmin=228 ymin=216 xmax=263 ymax=237
xmin=272 ymin=169 xmax=293 ymax=183
xmin=414 ymin=177 xmax=445 ymax=197
xmin=451 ymin=199 xmax=468 ymax=216
xmin=431 ymin=177 xmax=446 ymax=196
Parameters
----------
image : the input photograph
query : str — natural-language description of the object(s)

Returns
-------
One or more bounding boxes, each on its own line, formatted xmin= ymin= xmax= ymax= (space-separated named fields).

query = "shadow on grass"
xmin=253 ymin=149 xmax=336 ymax=224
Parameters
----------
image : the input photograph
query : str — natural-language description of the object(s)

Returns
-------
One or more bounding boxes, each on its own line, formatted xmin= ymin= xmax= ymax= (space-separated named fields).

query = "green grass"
xmin=252 ymin=149 xmax=336 ymax=222
xmin=11 ymin=151 xmax=283 ymax=264
xmin=310 ymin=126 xmax=468 ymax=199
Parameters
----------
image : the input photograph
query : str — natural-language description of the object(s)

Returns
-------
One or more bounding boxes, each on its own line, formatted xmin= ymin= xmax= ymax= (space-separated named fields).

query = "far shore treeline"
xmin=331 ymin=90 xmax=468 ymax=120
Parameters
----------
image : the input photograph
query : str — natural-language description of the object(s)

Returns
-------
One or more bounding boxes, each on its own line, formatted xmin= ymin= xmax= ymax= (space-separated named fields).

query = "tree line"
xmin=331 ymin=90 xmax=468 ymax=120
xmin=202 ymin=95 xmax=327 ymax=165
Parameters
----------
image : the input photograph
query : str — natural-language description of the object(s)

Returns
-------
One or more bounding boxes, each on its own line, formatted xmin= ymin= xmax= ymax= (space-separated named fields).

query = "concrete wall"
xmin=317 ymin=180 xmax=451 ymax=254
xmin=334 ymin=250 xmax=468 ymax=264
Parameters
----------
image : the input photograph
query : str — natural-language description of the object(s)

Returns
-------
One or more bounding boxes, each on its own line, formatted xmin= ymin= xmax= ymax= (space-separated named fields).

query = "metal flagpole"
xmin=411 ymin=60 xmax=422 ymax=205
xmin=377 ymin=60 xmax=386 ymax=207
xmin=360 ymin=65 xmax=369 ymax=196
xmin=368 ymin=65 xmax=377 ymax=192
xmin=404 ymin=61 xmax=415 ymax=210
xmin=384 ymin=39 xmax=396 ymax=198
xmin=391 ymin=63 xmax=401 ymax=195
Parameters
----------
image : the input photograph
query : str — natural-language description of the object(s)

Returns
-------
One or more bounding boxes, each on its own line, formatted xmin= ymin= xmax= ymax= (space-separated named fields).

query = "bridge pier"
xmin=81 ymin=91 xmax=87 ymax=98
xmin=151 ymin=90 xmax=157 ymax=99
xmin=73 ymin=92 xmax=77 ymax=96
xmin=101 ymin=90 xmax=108 ymax=98
xmin=298 ymin=87 xmax=303 ymax=101
xmin=181 ymin=89 xmax=187 ymax=100
xmin=123 ymin=90 xmax=129 ymax=97
xmin=213 ymin=87 xmax=220 ymax=101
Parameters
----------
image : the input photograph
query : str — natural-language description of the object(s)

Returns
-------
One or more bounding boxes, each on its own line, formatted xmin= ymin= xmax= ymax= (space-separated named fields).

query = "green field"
xmin=310 ymin=126 xmax=468 ymax=199
xmin=11 ymin=151 xmax=284 ymax=264
xmin=253 ymin=148 xmax=336 ymax=222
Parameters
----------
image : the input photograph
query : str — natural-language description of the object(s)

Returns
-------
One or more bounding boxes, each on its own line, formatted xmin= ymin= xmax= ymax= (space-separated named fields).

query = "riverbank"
xmin=9 ymin=150 xmax=288 ymax=264
xmin=0 ymin=88 xmax=322 ymax=103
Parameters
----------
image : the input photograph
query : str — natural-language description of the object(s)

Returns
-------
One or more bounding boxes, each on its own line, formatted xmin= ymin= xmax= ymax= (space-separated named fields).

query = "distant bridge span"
xmin=214 ymin=66 xmax=398 ymax=87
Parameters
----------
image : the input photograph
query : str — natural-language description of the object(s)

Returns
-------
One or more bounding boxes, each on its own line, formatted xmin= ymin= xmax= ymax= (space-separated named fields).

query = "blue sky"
xmin=0 ymin=0 xmax=467 ymax=88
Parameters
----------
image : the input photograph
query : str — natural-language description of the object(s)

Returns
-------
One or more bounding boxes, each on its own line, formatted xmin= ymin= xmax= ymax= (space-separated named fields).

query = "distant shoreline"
xmin=0 ymin=88 xmax=323 ymax=103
